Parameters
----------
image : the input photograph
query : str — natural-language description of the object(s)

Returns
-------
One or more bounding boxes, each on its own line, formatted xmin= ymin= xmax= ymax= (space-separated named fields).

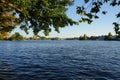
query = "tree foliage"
xmin=0 ymin=32 xmax=10 ymax=40
xmin=77 ymin=0 xmax=120 ymax=28
xmin=107 ymin=32 xmax=113 ymax=40
xmin=0 ymin=0 xmax=77 ymax=36
xmin=113 ymin=22 xmax=120 ymax=39
xmin=0 ymin=0 xmax=120 ymax=37
xmin=10 ymin=32 xmax=24 ymax=40
xmin=77 ymin=0 xmax=120 ymax=39
xmin=79 ymin=34 xmax=88 ymax=40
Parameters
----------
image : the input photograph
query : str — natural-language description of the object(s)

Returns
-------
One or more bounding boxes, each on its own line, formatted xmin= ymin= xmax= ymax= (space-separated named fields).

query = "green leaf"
xmin=116 ymin=13 xmax=120 ymax=18
xmin=94 ymin=16 xmax=99 ymax=19
xmin=104 ymin=0 xmax=109 ymax=3
xmin=84 ymin=0 xmax=89 ymax=3
xmin=102 ymin=11 xmax=107 ymax=15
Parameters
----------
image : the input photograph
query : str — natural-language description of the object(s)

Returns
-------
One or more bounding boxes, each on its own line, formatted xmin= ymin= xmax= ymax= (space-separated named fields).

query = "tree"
xmin=10 ymin=32 xmax=24 ymax=40
xmin=79 ymin=34 xmax=88 ymax=40
xmin=83 ymin=34 xmax=88 ymax=40
xmin=113 ymin=22 xmax=120 ymax=39
xmin=0 ymin=34 xmax=3 ymax=40
xmin=77 ymin=0 xmax=120 ymax=34
xmin=0 ymin=32 xmax=10 ymax=40
xmin=0 ymin=0 xmax=120 ymax=36
xmin=107 ymin=32 xmax=113 ymax=40
xmin=0 ymin=0 xmax=77 ymax=36
xmin=89 ymin=36 xmax=98 ymax=40
xmin=77 ymin=0 xmax=120 ymax=23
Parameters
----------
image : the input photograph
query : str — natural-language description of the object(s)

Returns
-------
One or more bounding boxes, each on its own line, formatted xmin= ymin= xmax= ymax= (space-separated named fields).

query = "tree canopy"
xmin=107 ymin=32 xmax=113 ymax=40
xmin=0 ymin=0 xmax=77 ymax=36
xmin=77 ymin=0 xmax=120 ymax=25
xmin=10 ymin=32 xmax=24 ymax=40
xmin=0 ymin=0 xmax=120 ymax=36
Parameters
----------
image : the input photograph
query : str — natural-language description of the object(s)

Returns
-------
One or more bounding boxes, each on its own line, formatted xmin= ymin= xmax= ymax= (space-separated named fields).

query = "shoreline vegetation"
xmin=0 ymin=32 xmax=120 ymax=41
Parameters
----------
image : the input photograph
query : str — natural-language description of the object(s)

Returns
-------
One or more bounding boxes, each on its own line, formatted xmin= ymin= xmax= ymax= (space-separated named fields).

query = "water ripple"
xmin=0 ymin=41 xmax=120 ymax=80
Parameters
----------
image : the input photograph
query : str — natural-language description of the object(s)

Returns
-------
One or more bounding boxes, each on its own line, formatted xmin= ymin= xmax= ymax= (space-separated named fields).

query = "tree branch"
xmin=1 ymin=0 xmax=23 ymax=14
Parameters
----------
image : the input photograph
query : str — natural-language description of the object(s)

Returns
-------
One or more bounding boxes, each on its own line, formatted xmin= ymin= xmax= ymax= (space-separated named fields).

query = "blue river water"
xmin=0 ymin=40 xmax=120 ymax=80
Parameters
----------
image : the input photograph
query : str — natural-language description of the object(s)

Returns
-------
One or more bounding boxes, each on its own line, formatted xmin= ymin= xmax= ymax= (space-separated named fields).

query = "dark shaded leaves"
xmin=94 ymin=15 xmax=99 ymax=19
xmin=84 ymin=0 xmax=89 ymax=3
xmin=116 ymin=12 xmax=120 ymax=18
xmin=110 ymin=0 xmax=117 ymax=6
xmin=102 ymin=11 xmax=107 ymax=15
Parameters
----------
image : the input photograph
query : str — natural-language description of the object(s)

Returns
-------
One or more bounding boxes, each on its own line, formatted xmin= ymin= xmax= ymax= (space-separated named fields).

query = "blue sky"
xmin=12 ymin=0 xmax=120 ymax=38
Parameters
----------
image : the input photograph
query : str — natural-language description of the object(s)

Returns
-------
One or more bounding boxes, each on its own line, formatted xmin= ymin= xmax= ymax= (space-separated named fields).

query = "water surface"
xmin=0 ymin=40 xmax=120 ymax=80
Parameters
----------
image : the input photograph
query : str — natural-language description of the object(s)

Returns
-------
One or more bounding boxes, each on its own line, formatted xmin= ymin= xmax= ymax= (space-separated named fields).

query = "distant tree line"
xmin=0 ymin=32 xmax=119 ymax=41
xmin=79 ymin=32 xmax=115 ymax=41
xmin=0 ymin=32 xmax=24 ymax=40
xmin=0 ymin=32 xmax=62 ymax=41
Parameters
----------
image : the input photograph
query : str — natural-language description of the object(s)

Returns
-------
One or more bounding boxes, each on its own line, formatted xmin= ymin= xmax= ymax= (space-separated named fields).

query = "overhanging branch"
xmin=1 ymin=0 xmax=23 ymax=14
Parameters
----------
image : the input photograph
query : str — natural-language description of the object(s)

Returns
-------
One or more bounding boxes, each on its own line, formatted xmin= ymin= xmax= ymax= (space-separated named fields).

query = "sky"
xmin=11 ymin=0 xmax=120 ymax=38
